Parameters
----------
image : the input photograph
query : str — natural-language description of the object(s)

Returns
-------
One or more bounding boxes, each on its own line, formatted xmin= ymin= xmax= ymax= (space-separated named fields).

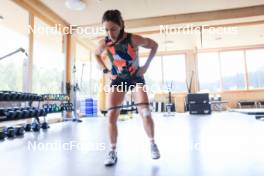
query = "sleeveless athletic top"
xmin=105 ymin=33 xmax=140 ymax=80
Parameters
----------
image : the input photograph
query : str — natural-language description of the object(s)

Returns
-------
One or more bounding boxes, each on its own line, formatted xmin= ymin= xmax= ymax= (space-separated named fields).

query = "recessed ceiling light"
xmin=215 ymin=36 xmax=222 ymax=40
xmin=65 ymin=0 xmax=86 ymax=11
xmin=164 ymin=40 xmax=174 ymax=44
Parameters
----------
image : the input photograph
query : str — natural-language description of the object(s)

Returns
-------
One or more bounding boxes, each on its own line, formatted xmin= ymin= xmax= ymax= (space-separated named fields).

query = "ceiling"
xmin=39 ymin=0 xmax=264 ymax=52
xmin=40 ymin=0 xmax=264 ymax=26
xmin=1 ymin=0 xmax=264 ymax=53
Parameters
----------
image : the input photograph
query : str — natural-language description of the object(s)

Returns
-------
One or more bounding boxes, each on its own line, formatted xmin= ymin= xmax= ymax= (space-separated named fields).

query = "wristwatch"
xmin=103 ymin=68 xmax=110 ymax=74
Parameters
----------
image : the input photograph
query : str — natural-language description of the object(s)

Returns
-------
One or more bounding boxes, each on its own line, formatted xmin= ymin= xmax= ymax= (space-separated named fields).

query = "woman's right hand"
xmin=105 ymin=72 xmax=117 ymax=80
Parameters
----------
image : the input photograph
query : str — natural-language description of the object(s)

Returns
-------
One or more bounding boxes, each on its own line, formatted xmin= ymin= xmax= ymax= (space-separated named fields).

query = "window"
xmin=75 ymin=42 xmax=101 ymax=98
xmin=75 ymin=42 xmax=91 ymax=97
xmin=246 ymin=49 xmax=264 ymax=89
xmin=163 ymin=55 xmax=186 ymax=91
xmin=90 ymin=53 xmax=101 ymax=98
xmin=198 ymin=52 xmax=221 ymax=92
xmin=140 ymin=56 xmax=162 ymax=93
xmin=32 ymin=17 xmax=65 ymax=94
xmin=0 ymin=1 xmax=29 ymax=91
xmin=220 ymin=51 xmax=245 ymax=90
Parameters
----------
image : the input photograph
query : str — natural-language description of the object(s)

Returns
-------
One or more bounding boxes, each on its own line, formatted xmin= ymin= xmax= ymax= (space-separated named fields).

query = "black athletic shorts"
xmin=110 ymin=76 xmax=145 ymax=92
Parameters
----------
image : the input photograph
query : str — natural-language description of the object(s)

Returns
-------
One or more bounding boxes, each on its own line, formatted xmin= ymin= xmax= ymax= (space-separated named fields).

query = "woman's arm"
xmin=95 ymin=39 xmax=109 ymax=71
xmin=131 ymin=35 xmax=158 ymax=75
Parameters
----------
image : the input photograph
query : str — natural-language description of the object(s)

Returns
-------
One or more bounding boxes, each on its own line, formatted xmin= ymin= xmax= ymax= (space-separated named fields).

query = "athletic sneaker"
xmin=104 ymin=150 xmax=118 ymax=166
xmin=151 ymin=143 xmax=160 ymax=159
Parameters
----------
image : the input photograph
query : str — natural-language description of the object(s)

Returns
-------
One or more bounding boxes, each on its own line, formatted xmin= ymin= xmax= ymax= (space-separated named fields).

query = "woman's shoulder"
xmin=130 ymin=33 xmax=145 ymax=47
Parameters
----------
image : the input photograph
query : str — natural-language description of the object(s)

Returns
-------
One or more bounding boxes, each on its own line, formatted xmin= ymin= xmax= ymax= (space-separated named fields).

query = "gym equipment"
xmin=5 ymin=127 xmax=15 ymax=138
xmin=257 ymin=100 xmax=264 ymax=108
xmin=14 ymin=108 xmax=24 ymax=119
xmin=41 ymin=122 xmax=49 ymax=129
xmin=52 ymin=104 xmax=60 ymax=112
xmin=163 ymin=81 xmax=175 ymax=117
xmin=256 ymin=115 xmax=264 ymax=120
xmin=237 ymin=100 xmax=257 ymax=108
xmin=187 ymin=93 xmax=211 ymax=115
xmin=186 ymin=71 xmax=194 ymax=94
xmin=67 ymin=64 xmax=82 ymax=122
xmin=0 ymin=91 xmax=43 ymax=101
xmin=21 ymin=108 xmax=30 ymax=119
xmin=229 ymin=108 xmax=264 ymax=121
xmin=24 ymin=124 xmax=32 ymax=132
xmin=31 ymin=122 xmax=40 ymax=132
xmin=4 ymin=108 xmax=17 ymax=120
xmin=0 ymin=91 xmax=11 ymax=101
xmin=0 ymin=127 xmax=6 ymax=140
xmin=108 ymin=102 xmax=150 ymax=111
xmin=229 ymin=108 xmax=264 ymax=115
xmin=14 ymin=125 xmax=24 ymax=136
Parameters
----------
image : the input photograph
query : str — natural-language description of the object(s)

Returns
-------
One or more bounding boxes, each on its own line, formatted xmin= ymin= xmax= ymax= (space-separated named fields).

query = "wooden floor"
xmin=0 ymin=112 xmax=264 ymax=176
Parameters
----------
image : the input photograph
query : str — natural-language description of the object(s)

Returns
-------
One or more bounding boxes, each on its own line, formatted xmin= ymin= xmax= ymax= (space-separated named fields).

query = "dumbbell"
xmin=0 ymin=127 xmax=6 ymax=140
xmin=34 ymin=108 xmax=46 ymax=117
xmin=0 ymin=108 xmax=5 ymax=116
xmin=19 ymin=93 xmax=26 ymax=101
xmin=31 ymin=93 xmax=36 ymax=100
xmin=25 ymin=107 xmax=36 ymax=117
xmin=16 ymin=109 xmax=24 ymax=119
xmin=60 ymin=103 xmax=66 ymax=111
xmin=41 ymin=122 xmax=49 ymax=129
xmin=22 ymin=93 xmax=29 ymax=101
xmin=32 ymin=94 xmax=41 ymax=101
xmin=4 ymin=108 xmax=17 ymax=120
xmin=21 ymin=108 xmax=30 ymax=119
xmin=34 ymin=109 xmax=41 ymax=117
xmin=5 ymin=127 xmax=15 ymax=138
xmin=14 ymin=125 xmax=24 ymax=136
xmin=39 ymin=109 xmax=46 ymax=116
xmin=12 ymin=107 xmax=23 ymax=119
xmin=1 ymin=91 xmax=11 ymax=101
xmin=66 ymin=103 xmax=73 ymax=111
xmin=52 ymin=104 xmax=60 ymax=112
xmin=48 ymin=104 xmax=53 ymax=113
xmin=31 ymin=122 xmax=40 ymax=132
xmin=43 ymin=104 xmax=49 ymax=113
xmin=10 ymin=92 xmax=19 ymax=101
xmin=31 ymin=108 xmax=38 ymax=117
xmin=24 ymin=124 xmax=31 ymax=132
xmin=16 ymin=92 xmax=24 ymax=101
xmin=0 ymin=91 xmax=4 ymax=101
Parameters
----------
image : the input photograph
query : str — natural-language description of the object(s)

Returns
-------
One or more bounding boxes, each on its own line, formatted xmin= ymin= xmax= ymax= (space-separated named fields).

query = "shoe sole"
xmin=104 ymin=157 xmax=118 ymax=167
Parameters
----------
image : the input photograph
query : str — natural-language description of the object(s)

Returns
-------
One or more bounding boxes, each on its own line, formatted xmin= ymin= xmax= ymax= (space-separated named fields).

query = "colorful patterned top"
xmin=105 ymin=33 xmax=140 ymax=80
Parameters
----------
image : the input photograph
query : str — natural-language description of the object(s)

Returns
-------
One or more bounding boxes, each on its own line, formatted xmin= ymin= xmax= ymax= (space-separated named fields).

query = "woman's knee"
xmin=107 ymin=109 xmax=119 ymax=124
xmin=139 ymin=107 xmax=152 ymax=118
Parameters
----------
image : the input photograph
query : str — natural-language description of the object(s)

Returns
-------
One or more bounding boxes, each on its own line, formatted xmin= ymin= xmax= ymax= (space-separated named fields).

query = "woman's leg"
xmin=107 ymin=88 xmax=126 ymax=151
xmin=132 ymin=85 xmax=160 ymax=159
xmin=104 ymin=88 xmax=126 ymax=166
xmin=132 ymin=86 xmax=154 ymax=141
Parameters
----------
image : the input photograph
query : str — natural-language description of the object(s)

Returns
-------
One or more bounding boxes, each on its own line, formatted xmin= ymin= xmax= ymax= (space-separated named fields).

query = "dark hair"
xmin=102 ymin=10 xmax=125 ymax=43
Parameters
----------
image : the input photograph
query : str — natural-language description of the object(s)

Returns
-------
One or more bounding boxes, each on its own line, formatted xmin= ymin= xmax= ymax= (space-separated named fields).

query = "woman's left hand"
xmin=137 ymin=65 xmax=148 ymax=76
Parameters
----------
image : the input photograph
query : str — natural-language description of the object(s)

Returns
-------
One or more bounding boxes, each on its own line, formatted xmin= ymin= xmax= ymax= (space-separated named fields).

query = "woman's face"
xmin=103 ymin=21 xmax=121 ymax=42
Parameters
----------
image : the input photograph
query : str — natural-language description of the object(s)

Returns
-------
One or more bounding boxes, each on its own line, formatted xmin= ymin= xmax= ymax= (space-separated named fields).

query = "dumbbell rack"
xmin=40 ymin=95 xmax=76 ymax=122
xmin=0 ymin=92 xmax=46 ymax=123
xmin=0 ymin=91 xmax=49 ymax=140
